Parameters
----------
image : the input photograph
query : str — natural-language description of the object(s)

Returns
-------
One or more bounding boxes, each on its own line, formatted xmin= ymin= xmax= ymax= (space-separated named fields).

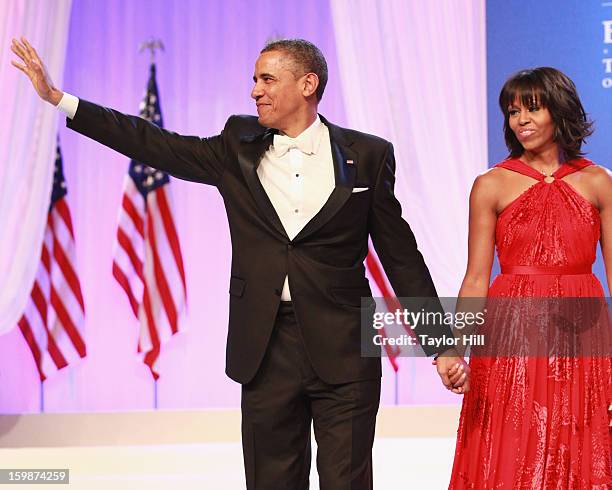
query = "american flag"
xmin=18 ymin=141 xmax=86 ymax=381
xmin=112 ymin=64 xmax=187 ymax=379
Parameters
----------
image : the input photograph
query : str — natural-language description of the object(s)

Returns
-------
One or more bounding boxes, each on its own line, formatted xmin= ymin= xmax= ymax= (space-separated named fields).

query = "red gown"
xmin=449 ymin=158 xmax=612 ymax=489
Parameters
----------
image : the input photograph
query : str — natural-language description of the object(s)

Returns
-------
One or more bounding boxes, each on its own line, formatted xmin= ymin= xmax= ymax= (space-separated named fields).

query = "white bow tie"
xmin=273 ymin=133 xmax=313 ymax=157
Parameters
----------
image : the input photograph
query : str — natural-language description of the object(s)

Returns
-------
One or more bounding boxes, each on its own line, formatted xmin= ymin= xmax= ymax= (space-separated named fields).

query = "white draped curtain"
xmin=0 ymin=0 xmax=72 ymax=334
xmin=330 ymin=0 xmax=487 ymax=403
xmin=330 ymin=0 xmax=487 ymax=296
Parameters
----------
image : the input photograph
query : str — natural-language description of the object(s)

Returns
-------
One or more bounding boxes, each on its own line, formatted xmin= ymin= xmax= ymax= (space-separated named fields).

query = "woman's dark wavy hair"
xmin=498 ymin=67 xmax=593 ymax=160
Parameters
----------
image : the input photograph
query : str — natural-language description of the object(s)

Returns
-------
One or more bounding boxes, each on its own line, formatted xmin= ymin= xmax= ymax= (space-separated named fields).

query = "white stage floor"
xmin=0 ymin=406 xmax=461 ymax=489
xmin=0 ymin=437 xmax=457 ymax=489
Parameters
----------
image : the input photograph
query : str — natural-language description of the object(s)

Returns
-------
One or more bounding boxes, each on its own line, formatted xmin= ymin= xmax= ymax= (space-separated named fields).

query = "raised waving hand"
xmin=11 ymin=36 xmax=63 ymax=105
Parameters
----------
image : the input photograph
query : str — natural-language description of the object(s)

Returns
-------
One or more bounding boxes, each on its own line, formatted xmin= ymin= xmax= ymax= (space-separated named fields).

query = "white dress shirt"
xmin=56 ymin=94 xmax=336 ymax=301
xmin=258 ymin=117 xmax=335 ymax=300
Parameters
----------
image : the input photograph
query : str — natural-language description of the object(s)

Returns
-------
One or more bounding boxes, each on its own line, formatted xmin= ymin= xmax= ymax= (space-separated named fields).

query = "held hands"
xmin=10 ymin=37 xmax=62 ymax=105
xmin=432 ymin=348 xmax=470 ymax=395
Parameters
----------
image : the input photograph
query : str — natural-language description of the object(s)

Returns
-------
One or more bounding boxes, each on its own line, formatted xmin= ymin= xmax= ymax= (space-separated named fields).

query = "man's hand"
xmin=432 ymin=348 xmax=470 ymax=394
xmin=11 ymin=37 xmax=63 ymax=105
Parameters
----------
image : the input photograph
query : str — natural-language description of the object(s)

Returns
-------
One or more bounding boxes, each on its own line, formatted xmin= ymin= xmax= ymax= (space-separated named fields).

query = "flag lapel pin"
xmin=346 ymin=159 xmax=354 ymax=165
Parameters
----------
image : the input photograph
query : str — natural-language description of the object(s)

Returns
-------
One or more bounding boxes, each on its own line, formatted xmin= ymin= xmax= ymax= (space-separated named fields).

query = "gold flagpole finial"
xmin=139 ymin=38 xmax=165 ymax=64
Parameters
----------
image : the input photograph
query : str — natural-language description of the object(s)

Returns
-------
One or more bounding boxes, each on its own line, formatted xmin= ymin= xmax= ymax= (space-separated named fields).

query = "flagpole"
xmin=394 ymin=370 xmax=399 ymax=405
xmin=154 ymin=378 xmax=158 ymax=409
xmin=40 ymin=380 xmax=45 ymax=413
xmin=139 ymin=38 xmax=165 ymax=65
xmin=139 ymin=38 xmax=165 ymax=412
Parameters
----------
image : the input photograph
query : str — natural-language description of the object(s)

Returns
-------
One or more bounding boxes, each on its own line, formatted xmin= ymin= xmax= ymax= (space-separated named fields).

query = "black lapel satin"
xmin=237 ymin=129 xmax=289 ymax=240
xmin=293 ymin=119 xmax=356 ymax=243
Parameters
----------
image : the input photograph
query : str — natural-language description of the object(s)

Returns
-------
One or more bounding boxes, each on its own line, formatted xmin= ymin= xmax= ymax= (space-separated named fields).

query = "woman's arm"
xmin=458 ymin=172 xmax=498 ymax=299
xmin=593 ymin=166 xmax=612 ymax=293
xmin=437 ymin=171 xmax=499 ymax=393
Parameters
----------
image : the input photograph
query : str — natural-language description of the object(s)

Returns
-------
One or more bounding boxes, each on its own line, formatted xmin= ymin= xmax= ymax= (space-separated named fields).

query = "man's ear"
xmin=302 ymin=72 xmax=319 ymax=98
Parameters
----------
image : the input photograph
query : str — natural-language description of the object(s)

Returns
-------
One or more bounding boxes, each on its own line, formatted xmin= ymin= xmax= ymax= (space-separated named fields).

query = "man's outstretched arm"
xmin=11 ymin=37 xmax=226 ymax=187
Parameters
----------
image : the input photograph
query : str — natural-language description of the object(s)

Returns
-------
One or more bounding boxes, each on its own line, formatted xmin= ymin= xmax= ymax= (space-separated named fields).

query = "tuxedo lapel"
xmin=293 ymin=118 xmax=356 ymax=243
xmin=237 ymin=129 xmax=289 ymax=240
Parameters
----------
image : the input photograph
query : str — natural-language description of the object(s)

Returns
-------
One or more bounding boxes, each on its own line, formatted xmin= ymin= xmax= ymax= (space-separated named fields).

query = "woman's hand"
xmin=433 ymin=349 xmax=470 ymax=394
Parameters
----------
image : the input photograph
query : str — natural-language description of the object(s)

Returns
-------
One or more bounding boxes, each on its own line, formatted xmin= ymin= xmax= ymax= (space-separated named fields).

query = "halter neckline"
xmin=495 ymin=158 xmax=593 ymax=181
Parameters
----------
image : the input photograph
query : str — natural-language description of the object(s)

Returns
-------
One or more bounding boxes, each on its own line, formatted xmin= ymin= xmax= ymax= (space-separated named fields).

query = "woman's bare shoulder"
xmin=582 ymin=163 xmax=612 ymax=180
xmin=470 ymin=167 xmax=507 ymax=204
xmin=473 ymin=166 xmax=508 ymax=189
xmin=587 ymin=165 xmax=612 ymax=197
xmin=579 ymin=164 xmax=612 ymax=208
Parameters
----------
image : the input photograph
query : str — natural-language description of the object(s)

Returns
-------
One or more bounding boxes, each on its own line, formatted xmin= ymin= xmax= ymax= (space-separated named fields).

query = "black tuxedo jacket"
xmin=67 ymin=100 xmax=449 ymax=384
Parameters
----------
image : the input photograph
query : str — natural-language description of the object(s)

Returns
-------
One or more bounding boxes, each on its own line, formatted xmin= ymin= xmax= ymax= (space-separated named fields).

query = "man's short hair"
xmin=261 ymin=39 xmax=328 ymax=102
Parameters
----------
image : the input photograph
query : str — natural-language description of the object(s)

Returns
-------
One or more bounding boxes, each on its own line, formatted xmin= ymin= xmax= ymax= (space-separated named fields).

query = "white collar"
xmin=274 ymin=116 xmax=324 ymax=156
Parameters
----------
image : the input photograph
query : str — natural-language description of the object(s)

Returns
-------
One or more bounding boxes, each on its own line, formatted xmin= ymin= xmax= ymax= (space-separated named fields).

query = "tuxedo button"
xmin=287 ymin=244 xmax=293 ymax=250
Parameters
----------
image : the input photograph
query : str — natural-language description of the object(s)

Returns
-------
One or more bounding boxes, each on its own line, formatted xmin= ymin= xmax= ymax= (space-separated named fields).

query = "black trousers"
xmin=241 ymin=302 xmax=381 ymax=490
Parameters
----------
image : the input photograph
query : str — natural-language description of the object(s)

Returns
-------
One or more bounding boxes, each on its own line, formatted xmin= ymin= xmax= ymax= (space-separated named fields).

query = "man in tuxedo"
xmin=12 ymin=37 xmax=468 ymax=489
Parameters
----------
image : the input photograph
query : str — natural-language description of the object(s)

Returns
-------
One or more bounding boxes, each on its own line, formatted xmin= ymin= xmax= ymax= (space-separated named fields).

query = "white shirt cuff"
xmin=56 ymin=92 xmax=79 ymax=120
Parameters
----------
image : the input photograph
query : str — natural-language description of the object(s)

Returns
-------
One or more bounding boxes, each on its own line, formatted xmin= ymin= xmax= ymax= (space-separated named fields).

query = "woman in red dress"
xmin=448 ymin=67 xmax=612 ymax=488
